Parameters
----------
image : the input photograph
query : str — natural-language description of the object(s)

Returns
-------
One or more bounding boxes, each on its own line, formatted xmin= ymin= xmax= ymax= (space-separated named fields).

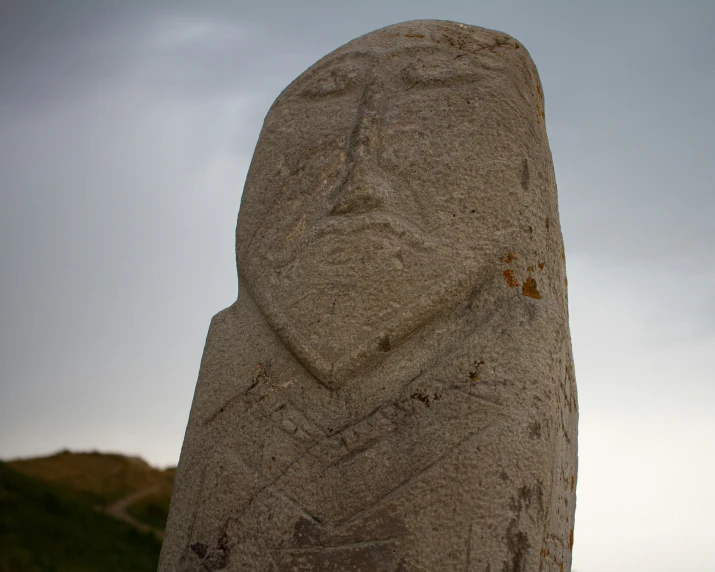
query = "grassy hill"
xmin=125 ymin=481 xmax=174 ymax=532
xmin=0 ymin=461 xmax=162 ymax=572
xmin=0 ymin=451 xmax=176 ymax=572
xmin=8 ymin=450 xmax=174 ymax=512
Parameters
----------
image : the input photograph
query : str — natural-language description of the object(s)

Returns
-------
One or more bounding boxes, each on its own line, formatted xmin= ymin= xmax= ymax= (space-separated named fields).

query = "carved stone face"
xmin=236 ymin=22 xmax=547 ymax=388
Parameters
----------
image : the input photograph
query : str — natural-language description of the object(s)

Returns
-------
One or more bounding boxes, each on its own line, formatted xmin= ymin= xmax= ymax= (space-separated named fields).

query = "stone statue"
xmin=160 ymin=20 xmax=578 ymax=572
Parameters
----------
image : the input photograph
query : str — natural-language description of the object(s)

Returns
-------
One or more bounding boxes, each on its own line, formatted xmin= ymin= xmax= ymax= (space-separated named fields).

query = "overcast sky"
xmin=1 ymin=1 xmax=713 ymax=570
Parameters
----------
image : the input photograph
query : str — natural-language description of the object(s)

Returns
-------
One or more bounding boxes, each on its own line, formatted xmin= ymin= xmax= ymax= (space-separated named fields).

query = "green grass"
xmin=8 ymin=450 xmax=173 ymax=509
xmin=0 ymin=462 xmax=162 ymax=572
xmin=125 ymin=485 xmax=173 ymax=531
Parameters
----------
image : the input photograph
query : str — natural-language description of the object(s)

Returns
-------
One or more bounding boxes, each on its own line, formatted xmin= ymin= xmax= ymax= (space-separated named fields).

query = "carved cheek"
xmin=378 ymin=92 xmax=483 ymax=234
xmin=244 ymin=102 xmax=356 ymax=236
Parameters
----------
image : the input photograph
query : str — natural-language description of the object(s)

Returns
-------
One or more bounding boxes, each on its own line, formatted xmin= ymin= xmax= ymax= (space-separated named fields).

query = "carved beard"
xmin=244 ymin=211 xmax=468 ymax=390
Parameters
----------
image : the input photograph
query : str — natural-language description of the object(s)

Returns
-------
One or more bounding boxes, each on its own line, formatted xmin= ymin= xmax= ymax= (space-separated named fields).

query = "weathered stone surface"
xmin=160 ymin=20 xmax=577 ymax=572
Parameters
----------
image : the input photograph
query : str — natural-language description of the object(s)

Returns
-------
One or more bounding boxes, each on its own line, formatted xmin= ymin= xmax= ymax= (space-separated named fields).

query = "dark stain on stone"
xmin=206 ymin=532 xmax=230 ymax=571
xmin=293 ymin=516 xmax=323 ymax=547
xmin=467 ymin=281 xmax=489 ymax=311
xmin=509 ymin=481 xmax=545 ymax=526
xmin=537 ymin=483 xmax=545 ymax=517
xmin=528 ymin=421 xmax=542 ymax=439
xmin=502 ymin=519 xmax=530 ymax=572
xmin=520 ymin=158 xmax=530 ymax=190
xmin=191 ymin=533 xmax=229 ymax=571
xmin=380 ymin=335 xmax=391 ymax=352
xmin=531 ymin=482 xmax=545 ymax=517
xmin=410 ymin=391 xmax=430 ymax=407
xmin=395 ymin=558 xmax=409 ymax=571
xmin=203 ymin=550 xmax=227 ymax=571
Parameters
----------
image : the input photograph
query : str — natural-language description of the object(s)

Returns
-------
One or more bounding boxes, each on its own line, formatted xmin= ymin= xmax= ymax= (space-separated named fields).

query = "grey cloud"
xmin=0 ymin=2 xmax=283 ymax=107
xmin=0 ymin=2 xmax=147 ymax=107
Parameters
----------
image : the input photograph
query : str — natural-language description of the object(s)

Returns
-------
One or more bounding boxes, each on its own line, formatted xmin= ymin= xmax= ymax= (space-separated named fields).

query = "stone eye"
xmin=298 ymin=66 xmax=362 ymax=97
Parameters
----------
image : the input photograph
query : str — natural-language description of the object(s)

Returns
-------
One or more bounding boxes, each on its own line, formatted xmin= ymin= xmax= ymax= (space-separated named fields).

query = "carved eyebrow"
xmin=399 ymin=50 xmax=504 ymax=87
xmin=280 ymin=46 xmax=504 ymax=102
xmin=282 ymin=51 xmax=376 ymax=99
xmin=314 ymin=49 xmax=377 ymax=68
xmin=301 ymin=50 xmax=377 ymax=81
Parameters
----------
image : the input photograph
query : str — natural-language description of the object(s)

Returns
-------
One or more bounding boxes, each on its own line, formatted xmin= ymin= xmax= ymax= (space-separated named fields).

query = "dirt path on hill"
xmin=103 ymin=484 xmax=164 ymax=538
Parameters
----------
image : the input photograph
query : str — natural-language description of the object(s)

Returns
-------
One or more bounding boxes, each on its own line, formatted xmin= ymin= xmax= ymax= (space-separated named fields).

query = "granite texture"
xmin=160 ymin=20 xmax=578 ymax=572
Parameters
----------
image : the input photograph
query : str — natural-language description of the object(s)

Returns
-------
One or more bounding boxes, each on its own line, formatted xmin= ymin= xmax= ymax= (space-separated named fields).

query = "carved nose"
xmin=330 ymin=186 xmax=385 ymax=215
xmin=330 ymin=129 xmax=392 ymax=216
xmin=330 ymin=163 xmax=389 ymax=216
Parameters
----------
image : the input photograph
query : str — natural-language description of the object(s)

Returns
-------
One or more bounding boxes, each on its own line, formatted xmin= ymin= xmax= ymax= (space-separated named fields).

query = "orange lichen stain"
xmin=391 ymin=52 xmax=397 ymax=58
xmin=503 ymin=269 xmax=519 ymax=288
xmin=540 ymin=547 xmax=548 ymax=558
xmin=504 ymin=252 xmax=515 ymax=263
xmin=538 ymin=262 xmax=545 ymax=270
xmin=558 ymin=562 xmax=564 ymax=572
xmin=522 ymin=277 xmax=542 ymax=299
xmin=404 ymin=33 xmax=425 ymax=38
xmin=564 ymin=277 xmax=568 ymax=286
xmin=469 ymin=360 xmax=484 ymax=381
xmin=527 ymin=265 xmax=535 ymax=272
xmin=571 ymin=475 xmax=575 ymax=492
xmin=569 ymin=529 xmax=574 ymax=551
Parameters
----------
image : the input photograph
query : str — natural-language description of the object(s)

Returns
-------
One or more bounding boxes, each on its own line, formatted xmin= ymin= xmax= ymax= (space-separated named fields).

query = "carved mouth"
xmin=305 ymin=210 xmax=433 ymax=249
